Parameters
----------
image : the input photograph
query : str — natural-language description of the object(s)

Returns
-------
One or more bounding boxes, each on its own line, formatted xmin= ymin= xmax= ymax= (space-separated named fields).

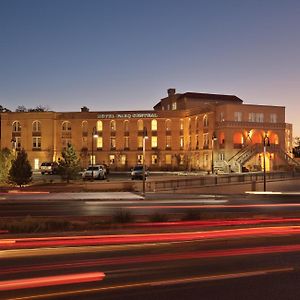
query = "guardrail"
xmin=143 ymin=171 xmax=300 ymax=192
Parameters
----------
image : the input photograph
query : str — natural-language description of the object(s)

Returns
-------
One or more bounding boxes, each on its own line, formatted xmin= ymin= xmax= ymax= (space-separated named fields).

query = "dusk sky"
xmin=1 ymin=0 xmax=300 ymax=135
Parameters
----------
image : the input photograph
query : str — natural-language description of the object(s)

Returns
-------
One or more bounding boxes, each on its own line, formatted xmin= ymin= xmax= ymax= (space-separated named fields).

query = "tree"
xmin=9 ymin=149 xmax=32 ymax=186
xmin=28 ymin=105 xmax=50 ymax=112
xmin=58 ymin=144 xmax=81 ymax=183
xmin=0 ymin=148 xmax=13 ymax=183
xmin=0 ymin=105 xmax=11 ymax=112
xmin=15 ymin=105 xmax=27 ymax=112
xmin=293 ymin=137 xmax=300 ymax=158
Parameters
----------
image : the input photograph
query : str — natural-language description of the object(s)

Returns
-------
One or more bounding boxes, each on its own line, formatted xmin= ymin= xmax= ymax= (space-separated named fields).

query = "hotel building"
xmin=0 ymin=89 xmax=295 ymax=173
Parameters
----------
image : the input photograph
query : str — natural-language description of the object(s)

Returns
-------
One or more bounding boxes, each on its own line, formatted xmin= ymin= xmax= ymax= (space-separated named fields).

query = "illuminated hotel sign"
xmin=97 ymin=113 xmax=158 ymax=119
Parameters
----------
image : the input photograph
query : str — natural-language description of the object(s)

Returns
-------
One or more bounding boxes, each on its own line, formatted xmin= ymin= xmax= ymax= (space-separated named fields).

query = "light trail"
xmin=5 ymin=268 xmax=293 ymax=300
xmin=2 ymin=225 xmax=300 ymax=249
xmin=0 ymin=272 xmax=105 ymax=291
xmin=2 ymin=243 xmax=300 ymax=276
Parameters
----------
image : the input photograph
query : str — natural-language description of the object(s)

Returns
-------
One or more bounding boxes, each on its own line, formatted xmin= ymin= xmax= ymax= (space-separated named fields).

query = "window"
xmin=204 ymin=154 xmax=209 ymax=167
xmin=32 ymin=137 xmax=41 ymax=149
xmin=32 ymin=121 xmax=41 ymax=132
xmin=179 ymin=154 xmax=184 ymax=165
xmin=137 ymin=136 xmax=143 ymax=149
xmin=97 ymin=136 xmax=103 ymax=149
xmin=12 ymin=121 xmax=21 ymax=132
xmin=110 ymin=137 xmax=116 ymax=149
xmin=165 ymin=154 xmax=172 ymax=164
xmin=90 ymin=155 xmax=96 ymax=165
xmin=203 ymin=133 xmax=209 ymax=148
xmin=219 ymin=153 xmax=225 ymax=161
xmin=165 ymin=119 xmax=171 ymax=132
xmin=124 ymin=120 xmax=129 ymax=132
xmin=180 ymin=119 xmax=184 ymax=131
xmin=109 ymin=155 xmax=115 ymax=164
xmin=249 ymin=113 xmax=255 ymax=122
xmin=82 ymin=121 xmax=88 ymax=133
xmin=151 ymin=119 xmax=157 ymax=131
xmin=196 ymin=135 xmax=199 ymax=149
xmin=167 ymin=104 xmax=170 ymax=110
xmin=195 ymin=117 xmax=199 ymax=131
xmin=62 ymin=121 xmax=71 ymax=131
xmin=34 ymin=158 xmax=40 ymax=170
xmin=172 ymin=102 xmax=177 ymax=110
xmin=188 ymin=118 xmax=191 ymax=134
xmin=151 ymin=155 xmax=158 ymax=165
xmin=270 ymin=113 xmax=277 ymax=123
xmin=120 ymin=155 xmax=127 ymax=165
xmin=180 ymin=137 xmax=184 ymax=149
xmin=137 ymin=119 xmax=143 ymax=131
xmin=203 ymin=115 xmax=208 ymax=127
xmin=151 ymin=136 xmax=157 ymax=148
xmin=166 ymin=136 xmax=171 ymax=149
xmin=256 ymin=113 xmax=264 ymax=122
xmin=137 ymin=154 xmax=143 ymax=164
xmin=110 ymin=120 xmax=116 ymax=131
xmin=219 ymin=112 xmax=225 ymax=122
xmin=234 ymin=112 xmax=242 ymax=122
xmin=124 ymin=136 xmax=129 ymax=149
xmin=15 ymin=137 xmax=21 ymax=149
xmin=96 ymin=120 xmax=103 ymax=132
xmin=62 ymin=138 xmax=71 ymax=149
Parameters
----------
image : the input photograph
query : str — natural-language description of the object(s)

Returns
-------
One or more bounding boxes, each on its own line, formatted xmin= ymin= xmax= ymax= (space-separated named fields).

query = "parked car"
xmin=40 ymin=162 xmax=59 ymax=175
xmin=131 ymin=165 xmax=149 ymax=180
xmin=82 ymin=165 xmax=106 ymax=180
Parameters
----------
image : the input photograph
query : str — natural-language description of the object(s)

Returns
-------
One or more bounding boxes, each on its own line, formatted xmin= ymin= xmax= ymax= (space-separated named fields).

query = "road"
xmin=1 ymin=226 xmax=300 ymax=299
xmin=1 ymin=192 xmax=300 ymax=217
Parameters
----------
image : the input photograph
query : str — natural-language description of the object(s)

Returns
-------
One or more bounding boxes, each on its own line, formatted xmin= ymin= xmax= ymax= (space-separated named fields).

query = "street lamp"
xmin=142 ymin=127 xmax=148 ymax=196
xmin=263 ymin=134 xmax=270 ymax=192
xmin=211 ymin=133 xmax=217 ymax=174
xmin=91 ymin=127 xmax=98 ymax=181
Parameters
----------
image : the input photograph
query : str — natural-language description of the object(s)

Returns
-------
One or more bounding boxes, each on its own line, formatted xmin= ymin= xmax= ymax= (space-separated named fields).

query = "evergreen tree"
xmin=58 ymin=144 xmax=81 ymax=182
xmin=9 ymin=149 xmax=32 ymax=186
xmin=0 ymin=148 xmax=13 ymax=183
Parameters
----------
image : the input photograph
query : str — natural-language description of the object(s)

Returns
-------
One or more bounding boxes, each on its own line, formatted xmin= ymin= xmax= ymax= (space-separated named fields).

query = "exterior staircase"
xmin=227 ymin=143 xmax=300 ymax=173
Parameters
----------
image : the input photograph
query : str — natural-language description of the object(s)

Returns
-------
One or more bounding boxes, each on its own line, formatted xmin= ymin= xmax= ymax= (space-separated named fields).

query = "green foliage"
xmin=58 ymin=143 xmax=81 ymax=182
xmin=0 ymin=148 xmax=13 ymax=183
xmin=8 ymin=149 xmax=32 ymax=186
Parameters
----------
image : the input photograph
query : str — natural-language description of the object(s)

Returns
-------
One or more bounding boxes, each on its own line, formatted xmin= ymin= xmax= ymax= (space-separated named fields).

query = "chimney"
xmin=167 ymin=88 xmax=176 ymax=97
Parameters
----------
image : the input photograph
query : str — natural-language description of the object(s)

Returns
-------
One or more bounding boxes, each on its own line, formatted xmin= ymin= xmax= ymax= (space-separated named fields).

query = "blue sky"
xmin=0 ymin=0 xmax=300 ymax=134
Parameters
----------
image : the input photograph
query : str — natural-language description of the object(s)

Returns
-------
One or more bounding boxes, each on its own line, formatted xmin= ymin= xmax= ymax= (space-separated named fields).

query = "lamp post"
xmin=91 ymin=127 xmax=98 ymax=181
xmin=142 ymin=127 xmax=148 ymax=196
xmin=211 ymin=133 xmax=217 ymax=174
xmin=263 ymin=134 xmax=270 ymax=192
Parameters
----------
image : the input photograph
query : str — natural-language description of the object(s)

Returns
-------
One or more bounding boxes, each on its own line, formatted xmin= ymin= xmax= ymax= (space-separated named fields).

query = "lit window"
xmin=203 ymin=133 xmax=209 ymax=148
xmin=151 ymin=136 xmax=157 ymax=148
xmin=124 ymin=120 xmax=129 ymax=132
xmin=180 ymin=137 xmax=184 ymax=149
xmin=151 ymin=155 xmax=158 ymax=165
xmin=172 ymin=102 xmax=177 ymax=110
xmin=137 ymin=154 xmax=143 ymax=164
xmin=109 ymin=155 xmax=115 ymax=164
xmin=96 ymin=120 xmax=103 ymax=131
xmin=256 ymin=113 xmax=264 ymax=122
xmin=203 ymin=115 xmax=208 ymax=127
xmin=97 ymin=137 xmax=103 ymax=149
xmin=180 ymin=119 xmax=184 ymax=131
xmin=165 ymin=119 xmax=171 ymax=131
xmin=90 ymin=155 xmax=96 ymax=165
xmin=179 ymin=154 xmax=184 ymax=165
xmin=137 ymin=136 xmax=143 ymax=148
xmin=151 ymin=119 xmax=157 ymax=131
xmin=137 ymin=119 xmax=143 ymax=131
xmin=34 ymin=158 xmax=39 ymax=170
xmin=165 ymin=154 xmax=172 ymax=164
xmin=120 ymin=155 xmax=127 ymax=165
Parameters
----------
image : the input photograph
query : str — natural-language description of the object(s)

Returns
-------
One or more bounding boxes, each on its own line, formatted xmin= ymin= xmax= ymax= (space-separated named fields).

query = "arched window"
xmin=203 ymin=115 xmax=208 ymax=127
xmin=32 ymin=121 xmax=41 ymax=132
xmin=137 ymin=119 xmax=143 ymax=131
xmin=82 ymin=121 xmax=88 ymax=134
xmin=151 ymin=119 xmax=157 ymax=131
xmin=110 ymin=120 xmax=116 ymax=131
xmin=188 ymin=118 xmax=191 ymax=134
xmin=96 ymin=120 xmax=103 ymax=132
xmin=195 ymin=117 xmax=199 ymax=132
xmin=12 ymin=121 xmax=21 ymax=132
xmin=124 ymin=120 xmax=129 ymax=132
xmin=62 ymin=121 xmax=71 ymax=131
xmin=180 ymin=119 xmax=184 ymax=131
xmin=165 ymin=119 xmax=171 ymax=131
